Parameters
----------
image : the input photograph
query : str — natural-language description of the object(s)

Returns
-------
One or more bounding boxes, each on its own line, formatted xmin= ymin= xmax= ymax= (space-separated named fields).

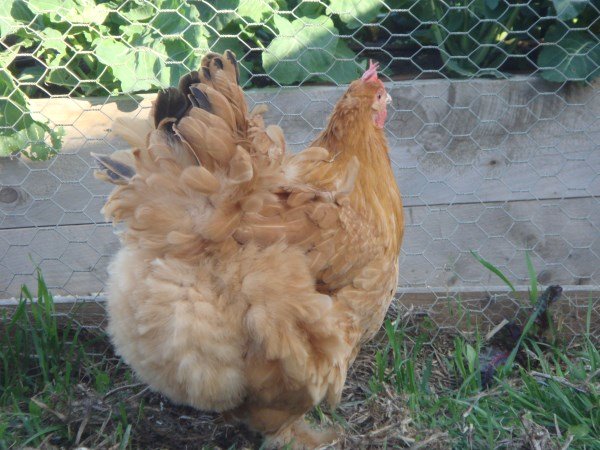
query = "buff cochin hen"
xmin=94 ymin=51 xmax=404 ymax=448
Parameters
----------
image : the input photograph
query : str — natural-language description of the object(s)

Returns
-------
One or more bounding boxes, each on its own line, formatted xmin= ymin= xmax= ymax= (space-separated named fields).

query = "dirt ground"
xmin=57 ymin=338 xmax=450 ymax=450
xmin=25 ymin=310 xmax=455 ymax=450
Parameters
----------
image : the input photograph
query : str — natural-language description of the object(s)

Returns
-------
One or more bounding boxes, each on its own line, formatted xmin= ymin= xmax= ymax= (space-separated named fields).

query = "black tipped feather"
xmin=92 ymin=153 xmax=135 ymax=182
xmin=224 ymin=50 xmax=237 ymax=66
xmin=149 ymin=50 xmax=240 ymax=133
xmin=225 ymin=50 xmax=240 ymax=83
xmin=153 ymin=87 xmax=189 ymax=129
xmin=178 ymin=70 xmax=200 ymax=96
xmin=190 ymin=86 xmax=212 ymax=112
xmin=188 ymin=93 xmax=199 ymax=108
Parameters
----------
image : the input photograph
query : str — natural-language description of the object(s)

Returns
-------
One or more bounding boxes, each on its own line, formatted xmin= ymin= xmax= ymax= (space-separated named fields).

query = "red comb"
xmin=361 ymin=60 xmax=379 ymax=82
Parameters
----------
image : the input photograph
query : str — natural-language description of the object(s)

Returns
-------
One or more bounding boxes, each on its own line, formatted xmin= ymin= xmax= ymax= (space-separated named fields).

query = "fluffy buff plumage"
xmin=95 ymin=51 xmax=403 ymax=448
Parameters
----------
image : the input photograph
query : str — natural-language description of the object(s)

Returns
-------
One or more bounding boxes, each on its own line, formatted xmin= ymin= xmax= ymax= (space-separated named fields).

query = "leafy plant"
xmin=326 ymin=0 xmax=383 ymax=29
xmin=262 ymin=14 xmax=364 ymax=85
xmin=0 ymin=271 xmax=140 ymax=448
xmin=538 ymin=22 xmax=600 ymax=82
xmin=420 ymin=0 xmax=524 ymax=77
xmin=12 ymin=0 xmax=209 ymax=95
xmin=0 ymin=46 xmax=63 ymax=160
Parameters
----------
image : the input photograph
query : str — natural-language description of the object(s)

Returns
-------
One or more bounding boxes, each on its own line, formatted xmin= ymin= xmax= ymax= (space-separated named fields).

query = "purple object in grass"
xmin=478 ymin=285 xmax=563 ymax=388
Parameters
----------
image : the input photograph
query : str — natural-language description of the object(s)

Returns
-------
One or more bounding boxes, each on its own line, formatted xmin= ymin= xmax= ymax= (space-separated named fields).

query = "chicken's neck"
xmin=312 ymin=116 xmax=404 ymax=255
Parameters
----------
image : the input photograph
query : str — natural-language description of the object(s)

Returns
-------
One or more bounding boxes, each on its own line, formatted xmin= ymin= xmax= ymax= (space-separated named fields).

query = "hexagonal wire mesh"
xmin=0 ymin=1 xmax=599 ymax=340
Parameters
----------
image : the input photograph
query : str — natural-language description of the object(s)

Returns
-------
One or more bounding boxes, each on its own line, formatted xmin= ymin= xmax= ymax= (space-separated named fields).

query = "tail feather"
xmin=224 ymin=49 xmax=241 ymax=84
xmin=189 ymin=86 xmax=212 ymax=112
xmin=153 ymin=87 xmax=190 ymax=129
xmin=188 ymin=84 xmax=236 ymax=132
xmin=177 ymin=70 xmax=200 ymax=97
xmin=199 ymin=52 xmax=247 ymax=132
xmin=99 ymin=50 xmax=251 ymax=187
xmin=97 ymin=50 xmax=350 ymax=257
xmin=175 ymin=115 xmax=236 ymax=169
xmin=92 ymin=151 xmax=135 ymax=184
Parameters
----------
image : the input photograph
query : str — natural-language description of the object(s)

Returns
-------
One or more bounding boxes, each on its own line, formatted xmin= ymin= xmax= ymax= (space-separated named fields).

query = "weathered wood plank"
xmin=0 ymin=223 xmax=118 ymax=299
xmin=1 ymin=77 xmax=598 ymax=229
xmin=400 ymin=197 xmax=600 ymax=289
xmin=1 ymin=196 xmax=598 ymax=299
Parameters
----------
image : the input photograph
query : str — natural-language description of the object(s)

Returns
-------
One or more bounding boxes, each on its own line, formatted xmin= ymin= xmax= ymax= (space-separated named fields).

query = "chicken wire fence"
xmin=0 ymin=0 xmax=599 ymax=340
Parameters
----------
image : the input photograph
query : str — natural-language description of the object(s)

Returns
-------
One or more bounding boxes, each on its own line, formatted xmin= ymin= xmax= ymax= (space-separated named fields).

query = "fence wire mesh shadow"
xmin=0 ymin=0 xmax=599 ymax=341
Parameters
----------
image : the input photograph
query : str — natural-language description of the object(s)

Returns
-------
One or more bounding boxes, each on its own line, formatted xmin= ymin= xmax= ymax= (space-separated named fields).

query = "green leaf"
xmin=1 ymin=2 xmax=19 ymax=38
xmin=180 ymin=22 xmax=208 ymax=49
xmin=94 ymin=38 xmax=136 ymax=89
xmin=0 ymin=68 xmax=30 ymax=130
xmin=292 ymin=0 xmax=326 ymax=18
xmin=46 ymin=66 xmax=80 ymax=88
xmin=470 ymin=250 xmax=517 ymax=292
xmin=118 ymin=1 xmax=155 ymax=21
xmin=465 ymin=344 xmax=478 ymax=373
xmin=195 ymin=0 xmax=239 ymax=31
xmin=485 ymin=0 xmax=500 ymax=9
xmin=323 ymin=40 xmax=363 ymax=83
xmin=16 ymin=65 xmax=45 ymax=97
xmin=28 ymin=0 xmax=110 ymax=24
xmin=567 ymin=423 xmax=590 ymax=438
xmin=1 ymin=1 xmax=33 ymax=38
xmin=552 ymin=0 xmax=589 ymax=20
xmin=0 ymin=44 xmax=20 ymax=68
xmin=18 ymin=122 xmax=64 ymax=160
xmin=539 ymin=28 xmax=600 ymax=82
xmin=326 ymin=0 xmax=383 ymax=29
xmin=441 ymin=57 xmax=479 ymax=77
xmin=237 ymin=0 xmax=278 ymax=22
xmin=263 ymin=15 xmax=339 ymax=84
xmin=37 ymin=27 xmax=67 ymax=54
xmin=128 ymin=50 xmax=165 ymax=92
xmin=95 ymin=38 xmax=131 ymax=67
xmin=119 ymin=23 xmax=146 ymax=42
xmin=0 ymin=70 xmax=63 ymax=160
xmin=163 ymin=39 xmax=203 ymax=85
xmin=149 ymin=0 xmax=201 ymax=37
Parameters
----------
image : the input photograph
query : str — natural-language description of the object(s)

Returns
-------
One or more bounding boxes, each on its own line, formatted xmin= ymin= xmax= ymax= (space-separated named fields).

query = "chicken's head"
xmin=361 ymin=60 xmax=391 ymax=129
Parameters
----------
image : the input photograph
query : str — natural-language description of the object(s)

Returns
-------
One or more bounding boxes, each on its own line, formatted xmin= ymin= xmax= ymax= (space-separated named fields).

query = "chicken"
xmin=94 ymin=51 xmax=403 ymax=448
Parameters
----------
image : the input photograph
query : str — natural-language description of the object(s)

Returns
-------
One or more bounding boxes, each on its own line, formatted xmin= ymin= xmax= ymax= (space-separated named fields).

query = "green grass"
xmin=367 ymin=313 xmax=599 ymax=449
xmin=1 ymin=269 xmax=598 ymax=449
xmin=364 ymin=254 xmax=600 ymax=449
xmin=0 ymin=271 xmax=133 ymax=450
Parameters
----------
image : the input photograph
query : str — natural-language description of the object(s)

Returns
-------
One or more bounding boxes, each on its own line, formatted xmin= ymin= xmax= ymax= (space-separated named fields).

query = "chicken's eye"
xmin=377 ymin=93 xmax=382 ymax=100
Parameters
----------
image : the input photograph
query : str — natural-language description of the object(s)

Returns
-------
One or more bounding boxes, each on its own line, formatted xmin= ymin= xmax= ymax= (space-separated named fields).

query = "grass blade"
xmin=525 ymin=251 xmax=538 ymax=305
xmin=470 ymin=250 xmax=516 ymax=292
xmin=119 ymin=424 xmax=132 ymax=450
xmin=19 ymin=425 xmax=63 ymax=447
